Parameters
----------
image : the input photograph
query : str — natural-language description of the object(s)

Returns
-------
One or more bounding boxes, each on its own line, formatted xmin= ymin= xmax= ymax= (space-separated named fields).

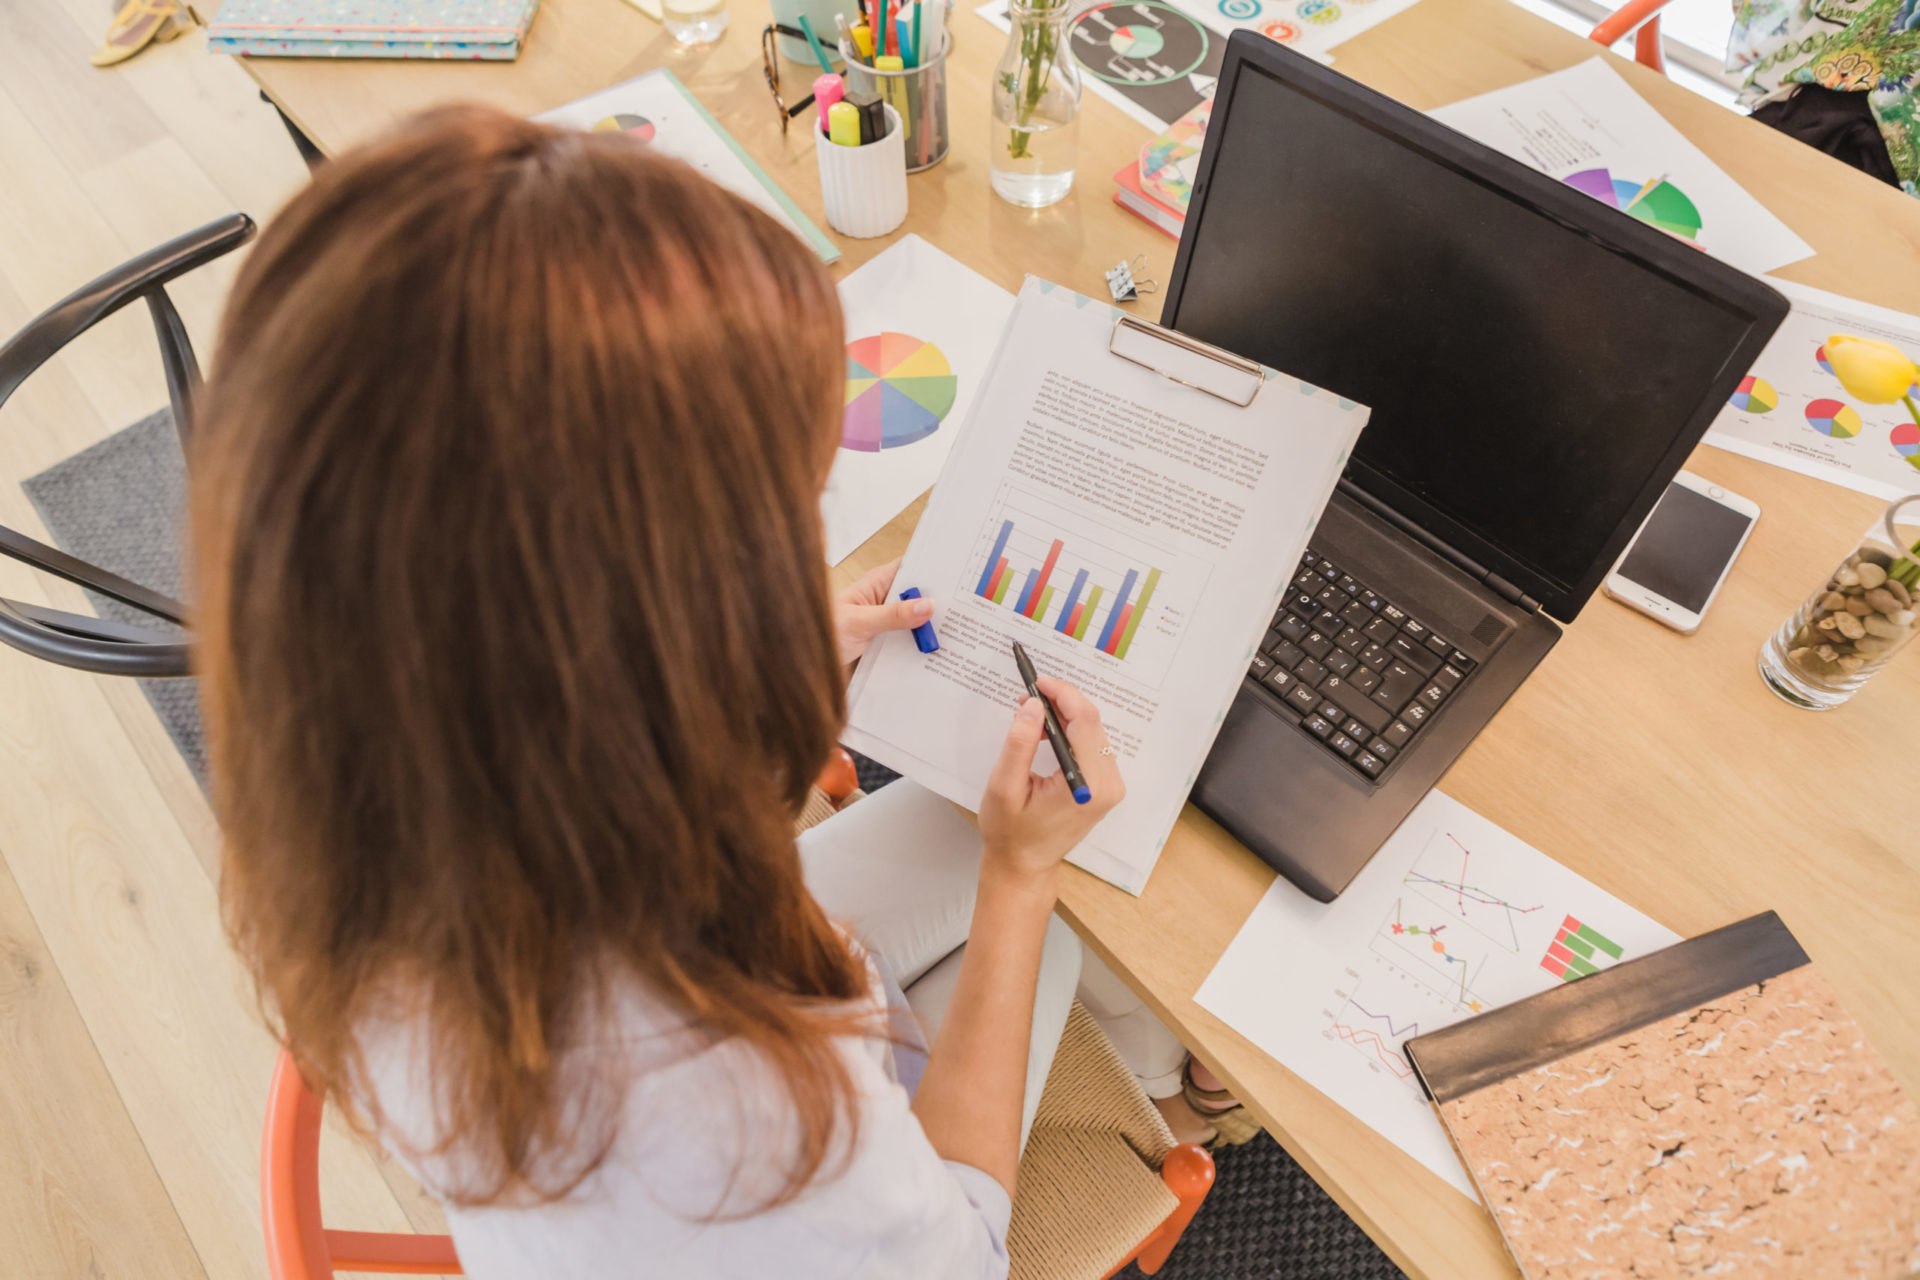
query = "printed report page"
xmin=844 ymin=280 xmax=1368 ymax=894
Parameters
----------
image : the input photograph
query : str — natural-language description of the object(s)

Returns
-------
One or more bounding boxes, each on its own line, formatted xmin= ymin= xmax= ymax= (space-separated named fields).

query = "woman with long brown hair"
xmin=191 ymin=104 xmax=1133 ymax=1276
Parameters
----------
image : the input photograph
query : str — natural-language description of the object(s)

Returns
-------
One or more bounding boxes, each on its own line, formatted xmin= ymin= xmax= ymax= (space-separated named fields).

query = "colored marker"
xmin=911 ymin=0 xmax=923 ymax=66
xmin=1011 ymin=641 xmax=1091 ymax=805
xmin=899 ymin=588 xmax=939 ymax=653
xmin=796 ymin=14 xmax=835 ymax=75
xmin=827 ymin=100 xmax=861 ymax=147
xmin=814 ymin=71 xmax=845 ymax=132
xmin=850 ymin=21 xmax=874 ymax=61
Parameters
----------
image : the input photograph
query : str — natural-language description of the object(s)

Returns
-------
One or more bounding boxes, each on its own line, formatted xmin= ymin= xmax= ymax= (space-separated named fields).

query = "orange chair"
xmin=1590 ymin=0 xmax=1673 ymax=75
xmin=262 ymin=1050 xmax=462 ymax=1278
xmin=264 ymin=1010 xmax=1214 ymax=1280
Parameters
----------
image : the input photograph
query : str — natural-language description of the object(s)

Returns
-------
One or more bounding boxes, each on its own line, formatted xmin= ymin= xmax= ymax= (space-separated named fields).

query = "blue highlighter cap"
xmin=1071 ymin=785 xmax=1092 ymax=805
xmin=899 ymin=587 xmax=940 ymax=653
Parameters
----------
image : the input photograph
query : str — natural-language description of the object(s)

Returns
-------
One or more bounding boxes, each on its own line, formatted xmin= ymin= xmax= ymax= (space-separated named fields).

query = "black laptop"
xmin=1165 ymin=34 xmax=1788 ymax=901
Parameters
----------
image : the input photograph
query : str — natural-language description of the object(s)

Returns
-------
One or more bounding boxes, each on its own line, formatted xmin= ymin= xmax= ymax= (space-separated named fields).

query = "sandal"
xmin=92 ymin=0 xmax=197 ymax=68
xmin=1181 ymin=1058 xmax=1263 ymax=1149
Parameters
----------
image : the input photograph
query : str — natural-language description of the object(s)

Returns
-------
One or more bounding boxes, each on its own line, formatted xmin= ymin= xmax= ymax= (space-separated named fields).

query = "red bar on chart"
xmin=985 ymin=557 xmax=1009 ymax=599
xmin=1063 ymin=601 xmax=1085 ymax=636
xmin=1103 ymin=604 xmax=1134 ymax=655
xmin=1023 ymin=539 xmax=1064 ymax=620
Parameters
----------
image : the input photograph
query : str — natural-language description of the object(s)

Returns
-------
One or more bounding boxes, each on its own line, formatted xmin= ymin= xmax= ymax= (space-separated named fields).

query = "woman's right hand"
xmin=977 ymin=676 xmax=1126 ymax=888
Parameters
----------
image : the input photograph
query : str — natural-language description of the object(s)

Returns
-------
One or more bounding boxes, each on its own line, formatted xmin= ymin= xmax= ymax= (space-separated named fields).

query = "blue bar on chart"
xmin=1053 ymin=568 xmax=1089 ymax=634
xmin=1014 ymin=568 xmax=1040 ymax=615
xmin=975 ymin=519 xmax=1014 ymax=597
xmin=1095 ymin=568 xmax=1139 ymax=651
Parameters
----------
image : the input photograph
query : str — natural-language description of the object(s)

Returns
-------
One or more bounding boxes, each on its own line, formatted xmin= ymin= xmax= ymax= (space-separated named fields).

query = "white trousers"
xmin=797 ymin=781 xmax=1190 ymax=1152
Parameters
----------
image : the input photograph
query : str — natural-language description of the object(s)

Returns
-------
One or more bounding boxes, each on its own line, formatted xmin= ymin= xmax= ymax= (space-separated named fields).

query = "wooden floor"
xmin=0 ymin=6 xmax=459 ymax=1277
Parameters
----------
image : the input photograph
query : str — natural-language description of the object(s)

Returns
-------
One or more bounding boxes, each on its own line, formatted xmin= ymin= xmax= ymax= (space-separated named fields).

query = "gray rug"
xmin=23 ymin=408 xmax=205 ymax=787
xmin=30 ymin=414 xmax=1402 ymax=1278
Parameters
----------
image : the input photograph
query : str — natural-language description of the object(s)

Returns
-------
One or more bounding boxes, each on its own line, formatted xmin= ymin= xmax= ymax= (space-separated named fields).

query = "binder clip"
xmin=1104 ymin=255 xmax=1158 ymax=304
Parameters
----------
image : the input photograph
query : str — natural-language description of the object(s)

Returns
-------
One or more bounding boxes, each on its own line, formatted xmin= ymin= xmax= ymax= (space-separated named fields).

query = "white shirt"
xmin=356 ymin=960 xmax=1011 ymax=1280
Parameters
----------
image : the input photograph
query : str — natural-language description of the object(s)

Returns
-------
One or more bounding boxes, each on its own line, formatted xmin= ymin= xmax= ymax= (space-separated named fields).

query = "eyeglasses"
xmin=761 ymin=24 xmax=818 ymax=135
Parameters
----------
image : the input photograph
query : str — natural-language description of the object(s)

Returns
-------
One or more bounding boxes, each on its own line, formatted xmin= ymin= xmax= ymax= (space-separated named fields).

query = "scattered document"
xmin=974 ymin=0 xmax=1224 ymax=134
xmin=824 ymin=237 xmax=1016 ymax=565
xmin=1430 ymin=59 xmax=1812 ymax=276
xmin=537 ymin=69 xmax=839 ymax=263
xmin=844 ymin=281 xmax=1367 ymax=894
xmin=1706 ymin=279 xmax=1920 ymax=500
xmin=1160 ymin=0 xmax=1414 ymax=62
xmin=1195 ymin=791 xmax=1679 ymax=1198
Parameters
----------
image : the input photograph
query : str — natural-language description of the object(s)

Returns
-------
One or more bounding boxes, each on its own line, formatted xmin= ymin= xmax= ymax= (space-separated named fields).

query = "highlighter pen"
xmin=827 ymin=100 xmax=861 ymax=147
xmin=1011 ymin=641 xmax=1091 ymax=805
xmin=814 ymin=72 xmax=845 ymax=131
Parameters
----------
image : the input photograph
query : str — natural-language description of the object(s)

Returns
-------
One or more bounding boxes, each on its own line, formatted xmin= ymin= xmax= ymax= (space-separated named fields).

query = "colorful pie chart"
xmin=592 ymin=113 xmax=656 ymax=142
xmin=843 ymin=333 xmax=957 ymax=453
xmin=1562 ymin=168 xmax=1703 ymax=240
xmin=1815 ymin=343 xmax=1835 ymax=376
xmin=1805 ymin=397 xmax=1862 ymax=438
xmin=1108 ymin=23 xmax=1166 ymax=56
xmin=1728 ymin=375 xmax=1777 ymax=413
xmin=1893 ymin=421 xmax=1920 ymax=459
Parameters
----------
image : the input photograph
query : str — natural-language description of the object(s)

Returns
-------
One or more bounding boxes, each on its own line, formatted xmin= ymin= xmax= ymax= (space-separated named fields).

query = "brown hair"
xmin=191 ymin=105 xmax=868 ymax=1205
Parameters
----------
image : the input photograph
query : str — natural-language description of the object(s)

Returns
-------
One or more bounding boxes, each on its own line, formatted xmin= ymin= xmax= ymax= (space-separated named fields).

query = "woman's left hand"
xmin=834 ymin=558 xmax=934 ymax=666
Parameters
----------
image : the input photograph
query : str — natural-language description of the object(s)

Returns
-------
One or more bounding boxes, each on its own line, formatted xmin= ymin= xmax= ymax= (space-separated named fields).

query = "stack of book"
xmin=207 ymin=0 xmax=542 ymax=59
xmin=1112 ymin=99 xmax=1210 ymax=240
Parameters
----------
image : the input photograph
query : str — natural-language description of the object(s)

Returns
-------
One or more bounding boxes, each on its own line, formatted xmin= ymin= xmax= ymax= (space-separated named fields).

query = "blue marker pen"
xmin=1011 ymin=640 xmax=1091 ymax=805
xmin=899 ymin=587 xmax=940 ymax=653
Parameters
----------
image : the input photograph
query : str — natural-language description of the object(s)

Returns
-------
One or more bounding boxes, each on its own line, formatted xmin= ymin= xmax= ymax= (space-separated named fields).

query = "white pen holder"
xmin=815 ymin=104 xmax=908 ymax=239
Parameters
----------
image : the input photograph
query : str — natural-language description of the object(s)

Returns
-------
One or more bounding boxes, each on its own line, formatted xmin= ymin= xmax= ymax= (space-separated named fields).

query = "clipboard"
xmin=1107 ymin=313 xmax=1265 ymax=408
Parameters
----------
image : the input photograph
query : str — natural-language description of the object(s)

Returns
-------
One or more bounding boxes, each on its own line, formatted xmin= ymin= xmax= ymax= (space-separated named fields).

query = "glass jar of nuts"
xmin=1760 ymin=495 xmax=1920 ymax=709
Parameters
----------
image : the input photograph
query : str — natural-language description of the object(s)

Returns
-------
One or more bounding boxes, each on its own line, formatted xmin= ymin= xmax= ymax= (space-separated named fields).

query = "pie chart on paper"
xmin=1893 ymin=421 xmax=1920 ymax=459
xmin=591 ymin=113 xmax=656 ymax=142
xmin=843 ymin=333 xmax=958 ymax=453
xmin=1805 ymin=397 xmax=1862 ymax=438
xmin=1562 ymin=168 xmax=1703 ymax=240
xmin=1728 ymin=375 xmax=1777 ymax=413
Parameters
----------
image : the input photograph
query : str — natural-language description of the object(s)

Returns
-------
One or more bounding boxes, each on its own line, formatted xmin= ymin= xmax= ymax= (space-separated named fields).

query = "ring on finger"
xmin=1098 ymin=744 xmax=1117 ymax=757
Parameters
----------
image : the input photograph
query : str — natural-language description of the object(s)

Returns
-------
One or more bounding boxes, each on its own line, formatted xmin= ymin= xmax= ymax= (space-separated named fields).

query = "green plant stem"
xmin=1006 ymin=2 xmax=1062 ymax=161
xmin=1904 ymin=394 xmax=1920 ymax=475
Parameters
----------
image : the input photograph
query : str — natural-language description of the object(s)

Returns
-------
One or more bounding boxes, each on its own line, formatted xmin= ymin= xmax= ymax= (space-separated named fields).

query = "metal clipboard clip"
xmin=1107 ymin=314 xmax=1265 ymax=409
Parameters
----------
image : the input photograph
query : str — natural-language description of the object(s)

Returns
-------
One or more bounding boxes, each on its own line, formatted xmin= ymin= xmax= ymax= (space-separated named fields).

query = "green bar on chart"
xmin=1575 ymin=922 xmax=1624 ymax=960
xmin=1113 ymin=568 xmax=1161 ymax=660
xmin=1072 ymin=585 xmax=1104 ymax=640
xmin=992 ymin=571 xmax=1013 ymax=604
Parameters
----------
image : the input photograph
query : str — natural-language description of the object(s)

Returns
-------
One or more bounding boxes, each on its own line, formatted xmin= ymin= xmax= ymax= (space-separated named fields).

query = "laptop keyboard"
xmin=1247 ymin=552 xmax=1478 ymax=783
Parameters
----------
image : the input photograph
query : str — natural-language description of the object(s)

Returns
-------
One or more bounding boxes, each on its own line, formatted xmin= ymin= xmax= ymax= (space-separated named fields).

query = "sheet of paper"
xmin=1429 ymin=59 xmax=1812 ymax=276
xmin=824 ymin=236 xmax=1016 ymax=565
xmin=843 ymin=280 xmax=1367 ymax=894
xmin=1195 ymin=791 xmax=1680 ymax=1197
xmin=537 ymin=69 xmax=839 ymax=263
xmin=1159 ymin=0 xmax=1414 ymax=61
xmin=1704 ymin=278 xmax=1920 ymax=501
xmin=974 ymin=0 xmax=1224 ymax=134
xmin=974 ymin=0 xmax=1330 ymax=136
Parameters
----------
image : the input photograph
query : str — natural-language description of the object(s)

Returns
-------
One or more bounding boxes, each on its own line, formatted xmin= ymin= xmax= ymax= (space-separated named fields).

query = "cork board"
xmin=1439 ymin=964 xmax=1920 ymax=1279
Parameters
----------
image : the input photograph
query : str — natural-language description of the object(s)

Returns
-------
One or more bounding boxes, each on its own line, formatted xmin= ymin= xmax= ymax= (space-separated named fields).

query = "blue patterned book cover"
xmin=207 ymin=0 xmax=540 ymax=58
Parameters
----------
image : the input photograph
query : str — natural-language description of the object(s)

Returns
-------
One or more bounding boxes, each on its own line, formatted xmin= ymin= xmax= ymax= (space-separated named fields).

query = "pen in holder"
xmin=816 ymin=103 xmax=908 ymax=238
xmin=838 ymin=30 xmax=950 ymax=172
xmin=769 ymin=0 xmax=860 ymax=63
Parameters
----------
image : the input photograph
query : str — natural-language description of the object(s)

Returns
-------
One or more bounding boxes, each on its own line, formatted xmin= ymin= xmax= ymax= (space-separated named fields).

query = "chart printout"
xmin=844 ymin=280 xmax=1366 ymax=894
xmin=1195 ymin=790 xmax=1680 ymax=1196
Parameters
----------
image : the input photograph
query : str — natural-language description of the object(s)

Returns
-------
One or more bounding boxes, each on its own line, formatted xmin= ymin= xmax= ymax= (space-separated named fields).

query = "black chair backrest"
xmin=0 ymin=213 xmax=254 ymax=677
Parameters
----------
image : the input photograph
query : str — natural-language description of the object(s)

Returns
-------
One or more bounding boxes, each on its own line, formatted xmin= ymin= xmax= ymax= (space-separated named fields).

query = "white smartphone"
xmin=1603 ymin=471 xmax=1760 ymax=634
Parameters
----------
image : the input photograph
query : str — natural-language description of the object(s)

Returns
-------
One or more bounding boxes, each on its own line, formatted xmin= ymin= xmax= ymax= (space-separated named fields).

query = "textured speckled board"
xmin=1412 ymin=915 xmax=1920 ymax=1278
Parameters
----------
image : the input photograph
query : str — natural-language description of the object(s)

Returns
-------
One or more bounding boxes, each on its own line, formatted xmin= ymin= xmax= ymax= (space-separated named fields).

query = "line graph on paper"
xmin=1368 ymin=897 xmax=1496 ymax=1013
xmin=1323 ymin=971 xmax=1423 ymax=1093
xmin=1402 ymin=828 xmax=1545 ymax=951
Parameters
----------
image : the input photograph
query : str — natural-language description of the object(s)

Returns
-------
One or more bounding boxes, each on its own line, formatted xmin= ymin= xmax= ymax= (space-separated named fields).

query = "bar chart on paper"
xmin=963 ymin=485 xmax=1207 ymax=687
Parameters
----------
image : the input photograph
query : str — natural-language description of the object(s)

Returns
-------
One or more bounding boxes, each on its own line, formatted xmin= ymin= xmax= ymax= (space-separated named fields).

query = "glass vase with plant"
xmin=989 ymin=0 xmax=1081 ymax=208
xmin=1759 ymin=334 xmax=1920 ymax=708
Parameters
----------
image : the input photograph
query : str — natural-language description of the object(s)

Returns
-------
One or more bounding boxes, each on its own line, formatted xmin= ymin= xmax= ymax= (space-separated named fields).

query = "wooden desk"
xmin=244 ymin=10 xmax=1920 ymax=1279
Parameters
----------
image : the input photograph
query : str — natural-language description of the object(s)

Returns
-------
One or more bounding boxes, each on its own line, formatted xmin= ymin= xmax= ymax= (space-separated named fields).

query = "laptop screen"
xmin=1163 ymin=55 xmax=1769 ymax=616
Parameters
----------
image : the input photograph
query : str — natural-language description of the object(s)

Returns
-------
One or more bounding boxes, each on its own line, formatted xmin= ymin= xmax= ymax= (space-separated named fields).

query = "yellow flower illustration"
xmin=1825 ymin=334 xmax=1919 ymax=404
